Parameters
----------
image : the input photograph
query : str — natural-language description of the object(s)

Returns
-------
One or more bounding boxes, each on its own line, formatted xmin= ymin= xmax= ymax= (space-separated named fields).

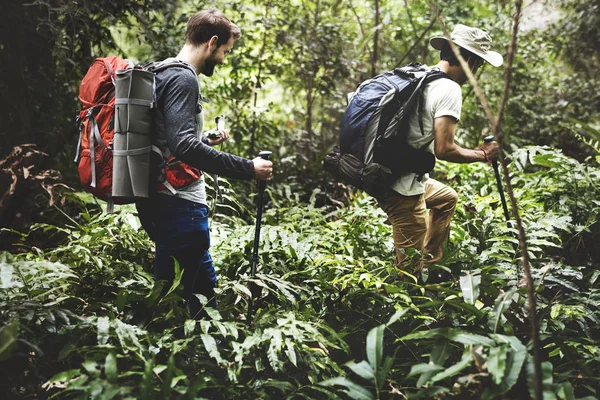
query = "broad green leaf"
xmin=408 ymin=363 xmax=444 ymax=378
xmin=401 ymin=328 xmax=495 ymax=347
xmin=527 ymin=359 xmax=556 ymax=400
xmin=285 ymin=338 xmax=297 ymax=367
xmin=345 ymin=360 xmax=375 ymax=381
xmin=171 ymin=374 xmax=187 ymax=388
xmin=377 ymin=356 xmax=394 ymax=391
xmin=267 ymin=329 xmax=283 ymax=371
xmin=430 ymin=350 xmax=472 ymax=383
xmin=82 ymin=360 xmax=100 ymax=378
xmin=533 ymin=154 xmax=563 ymax=168
xmin=204 ymin=307 xmax=222 ymax=321
xmin=97 ymin=316 xmax=110 ymax=345
xmin=386 ymin=308 xmax=409 ymax=327
xmin=491 ymin=334 xmax=527 ymax=393
xmin=320 ymin=377 xmax=374 ymax=400
xmin=116 ymin=290 xmax=127 ymax=312
xmin=0 ymin=321 xmax=19 ymax=361
xmin=488 ymin=344 xmax=508 ymax=385
xmin=184 ymin=320 xmax=196 ymax=337
xmin=489 ymin=289 xmax=517 ymax=333
xmin=124 ymin=212 xmax=140 ymax=231
xmin=430 ymin=338 xmax=450 ymax=365
xmin=262 ymin=379 xmax=295 ymax=393
xmin=164 ymin=260 xmax=183 ymax=297
xmin=153 ymin=365 xmax=167 ymax=375
xmin=442 ymin=300 xmax=486 ymax=318
xmin=114 ymin=320 xmax=145 ymax=356
xmin=201 ymin=334 xmax=223 ymax=364
xmin=589 ymin=270 xmax=600 ymax=285
xmin=557 ymin=381 xmax=575 ymax=400
xmin=302 ymin=385 xmax=344 ymax=400
xmin=366 ymin=325 xmax=384 ymax=371
xmin=0 ymin=264 xmax=14 ymax=288
xmin=46 ymin=369 xmax=81 ymax=384
xmin=161 ymin=355 xmax=176 ymax=399
xmin=415 ymin=338 xmax=451 ymax=387
xmin=105 ymin=353 xmax=117 ymax=383
xmin=460 ymin=271 xmax=481 ymax=305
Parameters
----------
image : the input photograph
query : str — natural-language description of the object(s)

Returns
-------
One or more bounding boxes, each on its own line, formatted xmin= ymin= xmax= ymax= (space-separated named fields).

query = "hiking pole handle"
xmin=257 ymin=150 xmax=272 ymax=191
xmin=258 ymin=150 xmax=272 ymax=160
xmin=484 ymin=135 xmax=498 ymax=167
xmin=483 ymin=136 xmax=511 ymax=227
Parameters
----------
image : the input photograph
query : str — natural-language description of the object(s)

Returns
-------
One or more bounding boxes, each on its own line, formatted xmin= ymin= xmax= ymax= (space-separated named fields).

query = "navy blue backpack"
xmin=325 ymin=63 xmax=447 ymax=199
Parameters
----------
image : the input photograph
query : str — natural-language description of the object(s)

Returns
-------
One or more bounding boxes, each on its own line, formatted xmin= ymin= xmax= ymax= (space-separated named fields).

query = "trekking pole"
xmin=247 ymin=150 xmax=272 ymax=325
xmin=484 ymin=136 xmax=512 ymax=229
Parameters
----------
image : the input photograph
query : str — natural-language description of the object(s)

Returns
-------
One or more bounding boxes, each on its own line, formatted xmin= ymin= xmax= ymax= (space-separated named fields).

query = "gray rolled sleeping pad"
xmin=112 ymin=68 xmax=156 ymax=202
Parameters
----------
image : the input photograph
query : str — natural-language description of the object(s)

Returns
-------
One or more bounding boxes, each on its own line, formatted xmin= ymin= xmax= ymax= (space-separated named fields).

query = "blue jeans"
xmin=137 ymin=194 xmax=217 ymax=319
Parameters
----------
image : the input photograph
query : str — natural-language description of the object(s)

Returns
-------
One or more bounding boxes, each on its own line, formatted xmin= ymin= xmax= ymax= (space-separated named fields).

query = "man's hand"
xmin=253 ymin=157 xmax=273 ymax=181
xmin=206 ymin=128 xmax=230 ymax=146
xmin=480 ymin=140 xmax=500 ymax=162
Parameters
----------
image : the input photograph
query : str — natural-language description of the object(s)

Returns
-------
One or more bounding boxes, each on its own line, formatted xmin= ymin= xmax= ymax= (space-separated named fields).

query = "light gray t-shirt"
xmin=390 ymin=69 xmax=462 ymax=196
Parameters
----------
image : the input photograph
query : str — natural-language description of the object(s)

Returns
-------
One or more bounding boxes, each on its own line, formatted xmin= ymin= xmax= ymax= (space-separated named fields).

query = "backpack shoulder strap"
xmin=144 ymin=58 xmax=197 ymax=75
xmin=417 ymin=68 xmax=451 ymax=136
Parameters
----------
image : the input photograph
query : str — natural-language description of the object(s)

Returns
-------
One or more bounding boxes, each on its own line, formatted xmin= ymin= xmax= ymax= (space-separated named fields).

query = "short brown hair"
xmin=185 ymin=8 xmax=241 ymax=46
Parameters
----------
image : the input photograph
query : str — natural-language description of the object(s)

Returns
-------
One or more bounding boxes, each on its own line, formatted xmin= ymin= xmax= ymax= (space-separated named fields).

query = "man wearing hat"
xmin=381 ymin=24 xmax=502 ymax=274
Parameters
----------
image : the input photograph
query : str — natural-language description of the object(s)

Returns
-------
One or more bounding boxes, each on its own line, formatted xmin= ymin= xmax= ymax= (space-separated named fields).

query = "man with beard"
xmin=137 ymin=8 xmax=273 ymax=320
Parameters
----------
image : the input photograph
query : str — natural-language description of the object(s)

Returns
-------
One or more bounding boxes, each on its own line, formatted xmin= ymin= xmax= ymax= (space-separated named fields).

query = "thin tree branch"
xmin=347 ymin=0 xmax=367 ymax=39
xmin=403 ymin=0 xmax=419 ymax=40
xmin=372 ymin=0 xmax=380 ymax=76
xmin=393 ymin=16 xmax=437 ymax=69
xmin=496 ymin=1 xmax=521 ymax=134
xmin=250 ymin=5 xmax=271 ymax=156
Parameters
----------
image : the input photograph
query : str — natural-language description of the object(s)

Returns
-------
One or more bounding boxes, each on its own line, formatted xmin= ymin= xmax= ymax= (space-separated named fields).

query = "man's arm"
xmin=200 ymin=129 xmax=272 ymax=181
xmin=433 ymin=116 xmax=499 ymax=163
xmin=160 ymin=69 xmax=258 ymax=180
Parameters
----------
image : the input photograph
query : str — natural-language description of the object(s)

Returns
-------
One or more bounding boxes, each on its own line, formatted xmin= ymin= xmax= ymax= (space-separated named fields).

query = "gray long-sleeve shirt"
xmin=153 ymin=60 xmax=254 ymax=204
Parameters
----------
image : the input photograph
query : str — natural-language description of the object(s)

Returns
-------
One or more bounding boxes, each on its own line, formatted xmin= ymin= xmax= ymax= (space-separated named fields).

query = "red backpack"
xmin=75 ymin=56 xmax=202 ymax=211
xmin=75 ymin=56 xmax=134 ymax=211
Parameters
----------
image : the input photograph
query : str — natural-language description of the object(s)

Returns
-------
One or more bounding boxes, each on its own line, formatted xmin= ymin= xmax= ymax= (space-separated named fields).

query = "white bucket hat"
xmin=430 ymin=24 xmax=503 ymax=67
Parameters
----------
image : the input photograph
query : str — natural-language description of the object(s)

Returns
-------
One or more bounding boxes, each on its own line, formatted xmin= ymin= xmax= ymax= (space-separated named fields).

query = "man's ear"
xmin=208 ymin=35 xmax=219 ymax=50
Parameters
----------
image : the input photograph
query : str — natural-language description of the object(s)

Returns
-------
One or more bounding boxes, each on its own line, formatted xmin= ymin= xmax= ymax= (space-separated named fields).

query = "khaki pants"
xmin=381 ymin=179 xmax=458 ymax=270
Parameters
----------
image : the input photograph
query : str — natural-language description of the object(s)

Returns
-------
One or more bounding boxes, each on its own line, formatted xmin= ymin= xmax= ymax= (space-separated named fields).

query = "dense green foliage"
xmin=1 ymin=0 xmax=600 ymax=398
xmin=2 ymin=146 xmax=599 ymax=399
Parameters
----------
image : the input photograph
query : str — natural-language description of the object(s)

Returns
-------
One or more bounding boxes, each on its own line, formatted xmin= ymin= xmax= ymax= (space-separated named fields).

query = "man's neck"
xmin=436 ymin=60 xmax=467 ymax=86
xmin=176 ymin=43 xmax=207 ymax=76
